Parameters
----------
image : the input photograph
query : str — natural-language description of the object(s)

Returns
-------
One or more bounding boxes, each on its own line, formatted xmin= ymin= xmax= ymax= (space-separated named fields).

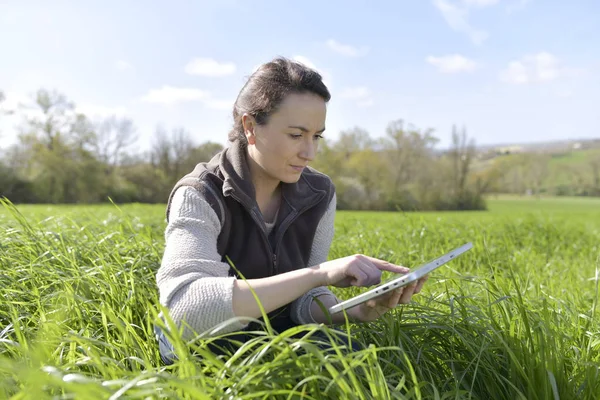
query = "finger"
xmin=414 ymin=275 xmax=429 ymax=294
xmin=371 ymin=287 xmax=402 ymax=309
xmin=358 ymin=260 xmax=383 ymax=286
xmin=348 ymin=264 xmax=369 ymax=287
xmin=387 ymin=287 xmax=404 ymax=308
xmin=415 ymin=276 xmax=428 ymax=293
xmin=358 ymin=255 xmax=410 ymax=275
xmin=350 ymin=258 xmax=382 ymax=287
xmin=398 ymin=283 xmax=417 ymax=304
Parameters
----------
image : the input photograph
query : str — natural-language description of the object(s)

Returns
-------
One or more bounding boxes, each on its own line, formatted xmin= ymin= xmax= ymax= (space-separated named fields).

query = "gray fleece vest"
xmin=165 ymin=140 xmax=335 ymax=327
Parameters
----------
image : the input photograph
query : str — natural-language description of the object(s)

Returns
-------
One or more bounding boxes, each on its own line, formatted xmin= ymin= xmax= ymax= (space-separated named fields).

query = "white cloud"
xmin=114 ymin=60 xmax=134 ymax=71
xmin=500 ymin=52 xmax=562 ymax=84
xmin=184 ymin=57 xmax=236 ymax=77
xmin=325 ymin=39 xmax=369 ymax=57
xmin=140 ymin=85 xmax=233 ymax=110
xmin=426 ymin=54 xmax=478 ymax=73
xmin=340 ymin=86 xmax=374 ymax=107
xmin=433 ymin=0 xmax=489 ymax=45
xmin=141 ymin=85 xmax=209 ymax=105
xmin=501 ymin=61 xmax=529 ymax=84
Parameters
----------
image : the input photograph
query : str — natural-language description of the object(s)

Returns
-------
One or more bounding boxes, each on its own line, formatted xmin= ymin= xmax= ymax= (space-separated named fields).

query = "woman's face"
xmin=243 ymin=92 xmax=327 ymax=185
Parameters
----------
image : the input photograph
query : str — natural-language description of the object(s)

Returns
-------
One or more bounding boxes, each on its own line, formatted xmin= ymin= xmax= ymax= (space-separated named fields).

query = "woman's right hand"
xmin=313 ymin=254 xmax=410 ymax=288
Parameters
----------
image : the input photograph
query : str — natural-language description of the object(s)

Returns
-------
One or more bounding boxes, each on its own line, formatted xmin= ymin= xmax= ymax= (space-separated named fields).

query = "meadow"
xmin=0 ymin=196 xmax=599 ymax=399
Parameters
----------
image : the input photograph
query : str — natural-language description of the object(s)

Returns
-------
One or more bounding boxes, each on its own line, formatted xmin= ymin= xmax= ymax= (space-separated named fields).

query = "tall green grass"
xmin=0 ymin=197 xmax=599 ymax=399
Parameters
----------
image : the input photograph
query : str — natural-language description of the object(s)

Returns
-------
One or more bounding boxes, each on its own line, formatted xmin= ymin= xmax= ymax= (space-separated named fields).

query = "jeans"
xmin=155 ymin=318 xmax=363 ymax=365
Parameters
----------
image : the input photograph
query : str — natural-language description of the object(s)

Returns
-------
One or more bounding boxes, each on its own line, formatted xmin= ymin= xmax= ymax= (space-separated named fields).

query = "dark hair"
xmin=228 ymin=57 xmax=331 ymax=145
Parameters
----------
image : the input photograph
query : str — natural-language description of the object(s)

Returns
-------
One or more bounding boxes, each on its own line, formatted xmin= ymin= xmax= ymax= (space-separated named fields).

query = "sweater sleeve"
xmin=289 ymin=192 xmax=339 ymax=325
xmin=156 ymin=186 xmax=249 ymax=339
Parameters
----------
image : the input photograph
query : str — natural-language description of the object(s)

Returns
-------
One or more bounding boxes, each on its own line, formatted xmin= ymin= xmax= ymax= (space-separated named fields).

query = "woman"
xmin=155 ymin=57 xmax=428 ymax=364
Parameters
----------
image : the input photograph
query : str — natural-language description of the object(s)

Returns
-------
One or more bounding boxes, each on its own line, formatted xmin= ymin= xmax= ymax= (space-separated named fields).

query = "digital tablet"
xmin=328 ymin=242 xmax=473 ymax=314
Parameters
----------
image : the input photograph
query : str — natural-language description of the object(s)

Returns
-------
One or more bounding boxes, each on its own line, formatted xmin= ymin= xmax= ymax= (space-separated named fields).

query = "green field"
xmin=1 ymin=197 xmax=599 ymax=399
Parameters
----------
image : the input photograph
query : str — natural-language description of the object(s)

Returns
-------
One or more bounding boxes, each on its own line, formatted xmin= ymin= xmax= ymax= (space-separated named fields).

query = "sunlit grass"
xmin=1 ymin=197 xmax=599 ymax=399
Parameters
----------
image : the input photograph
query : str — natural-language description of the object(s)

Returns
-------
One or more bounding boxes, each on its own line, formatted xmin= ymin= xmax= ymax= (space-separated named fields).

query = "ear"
xmin=241 ymin=113 xmax=257 ymax=145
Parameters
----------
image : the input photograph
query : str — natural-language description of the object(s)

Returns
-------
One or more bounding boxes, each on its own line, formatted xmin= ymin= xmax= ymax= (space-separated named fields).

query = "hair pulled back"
xmin=228 ymin=57 xmax=331 ymax=146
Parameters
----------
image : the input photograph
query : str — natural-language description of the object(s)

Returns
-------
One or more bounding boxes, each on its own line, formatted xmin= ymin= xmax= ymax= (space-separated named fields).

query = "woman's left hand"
xmin=349 ymin=276 xmax=429 ymax=323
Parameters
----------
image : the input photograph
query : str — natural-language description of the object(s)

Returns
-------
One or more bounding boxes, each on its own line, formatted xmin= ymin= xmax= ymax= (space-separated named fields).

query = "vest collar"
xmin=220 ymin=140 xmax=325 ymax=213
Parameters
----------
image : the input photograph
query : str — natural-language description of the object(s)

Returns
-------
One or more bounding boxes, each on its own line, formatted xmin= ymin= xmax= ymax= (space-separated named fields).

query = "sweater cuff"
xmin=290 ymin=286 xmax=335 ymax=325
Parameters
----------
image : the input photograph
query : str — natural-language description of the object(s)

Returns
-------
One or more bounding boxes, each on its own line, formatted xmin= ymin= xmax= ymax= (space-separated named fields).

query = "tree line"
xmin=7 ymin=88 xmax=595 ymax=211
xmin=0 ymin=89 xmax=225 ymax=205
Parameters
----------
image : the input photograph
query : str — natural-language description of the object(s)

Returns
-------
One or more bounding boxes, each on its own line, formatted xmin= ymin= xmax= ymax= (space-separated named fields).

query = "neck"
xmin=246 ymin=150 xmax=281 ymax=205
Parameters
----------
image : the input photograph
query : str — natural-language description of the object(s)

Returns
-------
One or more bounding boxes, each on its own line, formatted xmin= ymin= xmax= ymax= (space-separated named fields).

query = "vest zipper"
xmin=227 ymin=192 xmax=277 ymax=275
xmin=271 ymin=210 xmax=297 ymax=274
xmin=229 ymin=191 xmax=325 ymax=276
xmin=249 ymin=207 xmax=277 ymax=275
xmin=272 ymin=194 xmax=325 ymax=274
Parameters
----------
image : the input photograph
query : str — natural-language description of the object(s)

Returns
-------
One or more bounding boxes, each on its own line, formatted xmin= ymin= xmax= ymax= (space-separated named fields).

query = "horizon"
xmin=1 ymin=0 xmax=599 ymax=153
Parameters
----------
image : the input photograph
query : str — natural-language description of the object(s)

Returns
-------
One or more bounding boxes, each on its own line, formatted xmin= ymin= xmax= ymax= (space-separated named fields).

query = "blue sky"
xmin=1 ymin=0 xmax=599 ymax=153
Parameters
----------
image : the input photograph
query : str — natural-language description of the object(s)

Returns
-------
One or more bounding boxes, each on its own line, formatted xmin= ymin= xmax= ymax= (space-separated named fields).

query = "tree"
xmin=310 ymin=137 xmax=346 ymax=179
xmin=0 ymin=85 xmax=503 ymax=209
xmin=17 ymin=89 xmax=73 ymax=202
xmin=444 ymin=126 xmax=488 ymax=209
xmin=345 ymin=149 xmax=388 ymax=209
xmin=187 ymin=141 xmax=224 ymax=166
xmin=448 ymin=125 xmax=476 ymax=199
xmin=150 ymin=125 xmax=194 ymax=185
xmin=524 ymin=154 xmax=550 ymax=196
xmin=142 ymin=126 xmax=225 ymax=203
xmin=380 ymin=119 xmax=439 ymax=209
xmin=93 ymin=115 xmax=137 ymax=168
xmin=15 ymin=89 xmax=103 ymax=203
xmin=471 ymin=158 xmax=510 ymax=195
xmin=334 ymin=127 xmax=373 ymax=159
xmin=324 ymin=128 xmax=388 ymax=209
xmin=589 ymin=154 xmax=600 ymax=195
xmin=170 ymin=127 xmax=195 ymax=180
xmin=0 ymin=90 xmax=16 ymax=139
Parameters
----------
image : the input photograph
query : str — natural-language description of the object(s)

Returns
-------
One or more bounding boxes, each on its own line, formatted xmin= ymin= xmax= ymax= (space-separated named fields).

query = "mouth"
xmin=290 ymin=165 xmax=306 ymax=172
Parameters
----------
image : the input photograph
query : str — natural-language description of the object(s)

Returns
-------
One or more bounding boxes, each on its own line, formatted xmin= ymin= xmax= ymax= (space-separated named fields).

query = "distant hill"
xmin=471 ymin=138 xmax=600 ymax=197
xmin=475 ymin=137 xmax=600 ymax=156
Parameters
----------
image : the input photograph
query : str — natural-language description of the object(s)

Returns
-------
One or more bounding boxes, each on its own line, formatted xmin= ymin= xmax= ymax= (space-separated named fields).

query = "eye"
xmin=314 ymin=134 xmax=324 ymax=141
xmin=289 ymin=133 xmax=302 ymax=139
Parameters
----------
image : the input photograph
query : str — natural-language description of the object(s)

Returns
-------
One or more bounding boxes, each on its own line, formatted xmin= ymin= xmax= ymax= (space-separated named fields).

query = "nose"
xmin=299 ymin=138 xmax=315 ymax=161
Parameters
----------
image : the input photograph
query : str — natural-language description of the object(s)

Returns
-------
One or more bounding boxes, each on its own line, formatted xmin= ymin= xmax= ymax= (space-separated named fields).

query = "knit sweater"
xmin=156 ymin=185 xmax=338 ymax=338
